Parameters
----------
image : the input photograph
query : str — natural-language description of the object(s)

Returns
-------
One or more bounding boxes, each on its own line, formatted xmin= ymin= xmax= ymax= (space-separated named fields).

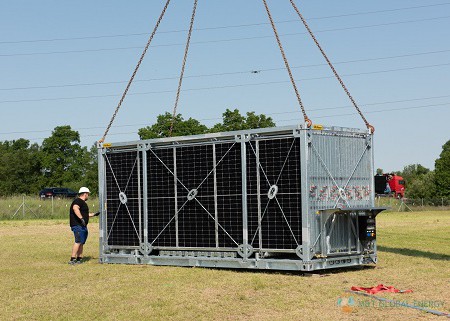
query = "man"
xmin=69 ymin=187 xmax=98 ymax=265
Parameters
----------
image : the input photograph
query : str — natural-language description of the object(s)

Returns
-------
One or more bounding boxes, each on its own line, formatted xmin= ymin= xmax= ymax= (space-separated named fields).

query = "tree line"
xmin=137 ymin=109 xmax=275 ymax=139
xmin=0 ymin=108 xmax=448 ymax=198
xmin=378 ymin=140 xmax=450 ymax=199
xmin=0 ymin=126 xmax=98 ymax=196
xmin=0 ymin=109 xmax=274 ymax=196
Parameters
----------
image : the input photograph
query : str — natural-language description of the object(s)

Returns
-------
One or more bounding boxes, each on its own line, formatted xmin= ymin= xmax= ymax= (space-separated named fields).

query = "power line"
xmin=1 ymin=15 xmax=449 ymax=57
xmin=283 ymin=101 xmax=450 ymax=121
xmin=1 ymin=2 xmax=449 ymax=45
xmin=0 ymin=62 xmax=449 ymax=104
xmin=2 ymin=94 xmax=450 ymax=136
xmin=300 ymin=2 xmax=450 ymax=20
xmin=19 ymin=102 xmax=450 ymax=142
xmin=2 ymin=48 xmax=449 ymax=91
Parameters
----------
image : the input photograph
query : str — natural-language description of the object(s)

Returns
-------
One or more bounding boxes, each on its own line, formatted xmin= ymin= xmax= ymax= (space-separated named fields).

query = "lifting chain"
xmin=262 ymin=0 xmax=312 ymax=128
xmin=169 ymin=0 xmax=199 ymax=136
xmin=100 ymin=0 xmax=374 ymax=143
xmin=289 ymin=0 xmax=374 ymax=133
xmin=99 ymin=0 xmax=172 ymax=143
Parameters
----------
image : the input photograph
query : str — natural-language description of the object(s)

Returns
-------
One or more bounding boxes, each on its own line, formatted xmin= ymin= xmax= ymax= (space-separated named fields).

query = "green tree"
xmin=41 ymin=126 xmax=89 ymax=187
xmin=245 ymin=111 xmax=276 ymax=130
xmin=0 ymin=139 xmax=42 ymax=195
xmin=397 ymin=164 xmax=430 ymax=185
xmin=396 ymin=164 xmax=435 ymax=199
xmin=83 ymin=144 xmax=99 ymax=195
xmin=138 ymin=112 xmax=208 ymax=139
xmin=404 ymin=171 xmax=436 ymax=199
xmin=434 ymin=140 xmax=450 ymax=197
xmin=209 ymin=109 xmax=275 ymax=132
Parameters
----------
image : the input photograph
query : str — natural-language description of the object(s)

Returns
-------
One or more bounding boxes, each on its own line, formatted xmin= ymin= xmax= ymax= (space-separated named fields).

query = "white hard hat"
xmin=78 ymin=187 xmax=90 ymax=194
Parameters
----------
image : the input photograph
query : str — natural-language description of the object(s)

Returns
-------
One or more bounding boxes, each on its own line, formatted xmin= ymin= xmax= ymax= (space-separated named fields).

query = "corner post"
xmin=97 ymin=141 xmax=107 ymax=263
xmin=237 ymin=134 xmax=249 ymax=260
xmin=298 ymin=127 xmax=312 ymax=262
xmin=139 ymin=143 xmax=149 ymax=257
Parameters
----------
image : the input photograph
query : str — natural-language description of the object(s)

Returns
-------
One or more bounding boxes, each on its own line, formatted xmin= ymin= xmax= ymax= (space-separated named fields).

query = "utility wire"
xmin=289 ymin=0 xmax=372 ymax=131
xmin=15 ymin=102 xmax=450 ymax=142
xmin=262 ymin=0 xmax=310 ymax=126
xmin=169 ymin=0 xmax=198 ymax=136
xmin=284 ymin=102 xmax=450 ymax=120
xmin=2 ymin=49 xmax=449 ymax=91
xmin=99 ymin=0 xmax=172 ymax=143
xmin=1 ymin=15 xmax=449 ymax=57
xmin=1 ymin=95 xmax=449 ymax=136
xmin=1 ymin=2 xmax=449 ymax=45
xmin=0 ymin=62 xmax=449 ymax=104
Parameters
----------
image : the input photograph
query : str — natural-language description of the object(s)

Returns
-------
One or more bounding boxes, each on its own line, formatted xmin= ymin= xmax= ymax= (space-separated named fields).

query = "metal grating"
xmin=104 ymin=138 xmax=303 ymax=251
xmin=308 ymin=132 xmax=372 ymax=211
xmin=246 ymin=141 xmax=259 ymax=250
xmin=104 ymin=150 xmax=142 ymax=247
xmin=325 ymin=213 xmax=358 ymax=253
xmin=215 ymin=142 xmax=242 ymax=248
xmin=146 ymin=142 xmax=242 ymax=249
xmin=176 ymin=145 xmax=216 ymax=248
xmin=147 ymin=148 xmax=176 ymax=247
xmin=247 ymin=138 xmax=302 ymax=250
xmin=215 ymin=143 xmax=242 ymax=248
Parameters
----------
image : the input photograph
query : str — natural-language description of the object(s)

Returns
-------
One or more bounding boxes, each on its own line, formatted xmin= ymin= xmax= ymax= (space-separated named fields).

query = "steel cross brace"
xmin=310 ymin=139 xmax=370 ymax=209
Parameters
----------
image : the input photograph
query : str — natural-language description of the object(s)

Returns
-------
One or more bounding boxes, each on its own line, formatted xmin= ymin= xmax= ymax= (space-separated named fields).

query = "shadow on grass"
xmin=202 ymin=264 xmax=376 ymax=276
xmin=378 ymin=245 xmax=450 ymax=261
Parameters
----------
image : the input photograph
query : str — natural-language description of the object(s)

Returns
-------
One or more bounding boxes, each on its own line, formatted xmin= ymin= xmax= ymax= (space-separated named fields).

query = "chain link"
xmin=289 ymin=0 xmax=374 ymax=133
xmin=262 ymin=0 xmax=311 ymax=128
xmin=100 ymin=0 xmax=172 ymax=143
xmin=169 ymin=0 xmax=199 ymax=136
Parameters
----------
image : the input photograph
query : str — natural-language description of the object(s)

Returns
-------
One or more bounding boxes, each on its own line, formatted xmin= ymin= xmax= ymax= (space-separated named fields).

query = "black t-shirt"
xmin=70 ymin=197 xmax=89 ymax=227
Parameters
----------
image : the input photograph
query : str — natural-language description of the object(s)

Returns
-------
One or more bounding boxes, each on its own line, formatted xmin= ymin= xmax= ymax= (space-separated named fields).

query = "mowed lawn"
xmin=0 ymin=211 xmax=449 ymax=320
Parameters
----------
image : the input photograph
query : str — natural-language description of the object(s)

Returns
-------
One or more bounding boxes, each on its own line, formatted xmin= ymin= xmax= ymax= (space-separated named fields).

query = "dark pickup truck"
xmin=39 ymin=187 xmax=77 ymax=199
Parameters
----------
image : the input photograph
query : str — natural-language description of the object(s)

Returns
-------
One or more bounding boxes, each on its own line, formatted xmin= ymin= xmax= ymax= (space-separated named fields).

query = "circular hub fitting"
xmin=267 ymin=185 xmax=278 ymax=200
xmin=237 ymin=244 xmax=254 ymax=258
xmin=187 ymin=189 xmax=198 ymax=201
xmin=119 ymin=192 xmax=128 ymax=204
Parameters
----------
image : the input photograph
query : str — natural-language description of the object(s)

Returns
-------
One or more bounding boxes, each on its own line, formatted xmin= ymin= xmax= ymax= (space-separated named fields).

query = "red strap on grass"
xmin=351 ymin=284 xmax=413 ymax=294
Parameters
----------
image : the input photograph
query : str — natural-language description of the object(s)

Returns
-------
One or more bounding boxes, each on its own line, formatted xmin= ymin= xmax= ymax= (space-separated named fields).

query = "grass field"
xmin=0 ymin=211 xmax=449 ymax=320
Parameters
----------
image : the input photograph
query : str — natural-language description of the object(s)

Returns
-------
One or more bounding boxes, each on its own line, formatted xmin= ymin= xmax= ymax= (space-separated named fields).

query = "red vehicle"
xmin=374 ymin=173 xmax=405 ymax=198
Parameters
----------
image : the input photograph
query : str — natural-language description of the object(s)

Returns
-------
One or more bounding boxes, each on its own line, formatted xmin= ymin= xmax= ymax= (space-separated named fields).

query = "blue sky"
xmin=0 ymin=1 xmax=449 ymax=172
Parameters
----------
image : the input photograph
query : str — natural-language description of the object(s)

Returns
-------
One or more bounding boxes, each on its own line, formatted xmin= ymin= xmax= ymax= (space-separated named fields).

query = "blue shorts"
xmin=71 ymin=225 xmax=88 ymax=244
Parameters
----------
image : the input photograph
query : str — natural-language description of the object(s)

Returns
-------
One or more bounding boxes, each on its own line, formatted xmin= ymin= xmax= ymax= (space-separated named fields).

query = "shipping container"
xmin=97 ymin=124 xmax=384 ymax=271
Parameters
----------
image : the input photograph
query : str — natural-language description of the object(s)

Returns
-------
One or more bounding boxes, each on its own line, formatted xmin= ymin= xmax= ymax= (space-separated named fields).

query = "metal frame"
xmin=98 ymin=124 xmax=383 ymax=271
